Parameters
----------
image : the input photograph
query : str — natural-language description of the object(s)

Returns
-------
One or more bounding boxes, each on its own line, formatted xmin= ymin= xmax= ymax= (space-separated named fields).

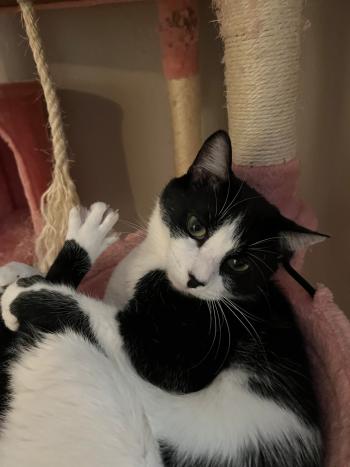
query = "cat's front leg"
xmin=46 ymin=202 xmax=119 ymax=288
xmin=0 ymin=202 xmax=119 ymax=295
xmin=1 ymin=277 xmax=120 ymax=356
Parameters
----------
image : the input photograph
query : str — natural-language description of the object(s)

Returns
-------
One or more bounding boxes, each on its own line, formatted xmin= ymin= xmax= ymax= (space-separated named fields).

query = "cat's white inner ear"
xmin=281 ymin=232 xmax=327 ymax=251
xmin=190 ymin=130 xmax=232 ymax=181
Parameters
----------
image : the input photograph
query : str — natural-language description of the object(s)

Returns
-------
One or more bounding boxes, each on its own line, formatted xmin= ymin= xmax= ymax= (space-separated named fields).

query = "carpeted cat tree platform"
xmin=7 ymin=1 xmax=350 ymax=465
xmin=0 ymin=81 xmax=51 ymax=265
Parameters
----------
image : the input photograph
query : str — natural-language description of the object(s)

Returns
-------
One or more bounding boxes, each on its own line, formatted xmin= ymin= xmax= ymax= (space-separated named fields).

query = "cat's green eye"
xmin=187 ymin=215 xmax=207 ymax=240
xmin=227 ymin=257 xmax=250 ymax=273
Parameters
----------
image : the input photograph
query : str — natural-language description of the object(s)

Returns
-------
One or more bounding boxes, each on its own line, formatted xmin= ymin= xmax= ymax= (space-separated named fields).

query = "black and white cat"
xmin=0 ymin=131 xmax=324 ymax=466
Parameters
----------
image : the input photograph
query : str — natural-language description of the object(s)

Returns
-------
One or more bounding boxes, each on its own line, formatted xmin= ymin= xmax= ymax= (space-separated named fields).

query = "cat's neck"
xmin=105 ymin=202 xmax=169 ymax=307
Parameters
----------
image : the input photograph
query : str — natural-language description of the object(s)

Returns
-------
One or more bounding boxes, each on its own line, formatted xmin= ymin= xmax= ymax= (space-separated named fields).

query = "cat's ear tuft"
xmin=188 ymin=130 xmax=232 ymax=183
xmin=279 ymin=217 xmax=329 ymax=252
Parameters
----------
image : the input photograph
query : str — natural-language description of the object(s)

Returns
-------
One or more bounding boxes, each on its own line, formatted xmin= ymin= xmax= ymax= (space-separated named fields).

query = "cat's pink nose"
xmin=187 ymin=274 xmax=206 ymax=289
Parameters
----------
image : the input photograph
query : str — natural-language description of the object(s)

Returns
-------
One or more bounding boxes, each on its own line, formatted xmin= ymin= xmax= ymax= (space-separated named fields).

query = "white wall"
xmin=0 ymin=0 xmax=348 ymax=313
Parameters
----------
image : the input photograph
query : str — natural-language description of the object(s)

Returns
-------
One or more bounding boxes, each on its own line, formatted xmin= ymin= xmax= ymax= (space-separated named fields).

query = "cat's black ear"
xmin=279 ymin=216 xmax=329 ymax=252
xmin=188 ymin=130 xmax=232 ymax=183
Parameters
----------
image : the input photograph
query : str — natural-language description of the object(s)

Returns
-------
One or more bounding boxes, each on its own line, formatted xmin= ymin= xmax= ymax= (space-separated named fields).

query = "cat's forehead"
xmin=202 ymin=218 xmax=243 ymax=257
xmin=161 ymin=173 xmax=280 ymax=241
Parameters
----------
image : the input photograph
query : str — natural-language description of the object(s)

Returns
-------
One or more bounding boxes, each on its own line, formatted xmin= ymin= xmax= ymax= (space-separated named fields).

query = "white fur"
xmin=66 ymin=202 xmax=119 ymax=262
xmin=0 ymin=281 xmax=162 ymax=467
xmin=137 ymin=369 xmax=320 ymax=465
xmin=1 ymin=281 xmax=24 ymax=331
xmin=0 ymin=262 xmax=40 ymax=294
xmin=0 ymin=330 xmax=161 ymax=467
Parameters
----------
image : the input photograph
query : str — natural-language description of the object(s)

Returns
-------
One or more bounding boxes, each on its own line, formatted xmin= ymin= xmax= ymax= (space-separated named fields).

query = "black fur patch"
xmin=46 ymin=240 xmax=91 ymax=289
xmin=118 ymin=271 xmax=319 ymax=427
xmin=11 ymin=289 xmax=97 ymax=344
xmin=17 ymin=275 xmax=43 ymax=288
xmin=0 ymin=319 xmax=15 ymax=423
xmin=0 ymin=288 xmax=98 ymax=425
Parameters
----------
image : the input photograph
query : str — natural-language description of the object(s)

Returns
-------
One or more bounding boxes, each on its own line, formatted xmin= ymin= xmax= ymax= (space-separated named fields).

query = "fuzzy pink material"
xmin=0 ymin=82 xmax=52 ymax=266
xmin=80 ymin=159 xmax=349 ymax=465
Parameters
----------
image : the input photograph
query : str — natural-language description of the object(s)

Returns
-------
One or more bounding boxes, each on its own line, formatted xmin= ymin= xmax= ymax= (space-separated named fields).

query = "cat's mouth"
xmin=166 ymin=271 xmax=221 ymax=301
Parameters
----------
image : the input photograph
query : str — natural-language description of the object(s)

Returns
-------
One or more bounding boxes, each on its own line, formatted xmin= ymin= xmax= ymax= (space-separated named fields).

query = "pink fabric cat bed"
xmin=0 ymin=82 xmax=51 ymax=266
xmin=80 ymin=161 xmax=350 ymax=467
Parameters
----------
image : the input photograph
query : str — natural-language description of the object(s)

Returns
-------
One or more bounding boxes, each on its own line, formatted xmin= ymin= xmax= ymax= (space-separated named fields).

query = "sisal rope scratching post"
xmin=158 ymin=0 xmax=201 ymax=176
xmin=214 ymin=0 xmax=303 ymax=166
xmin=18 ymin=0 xmax=79 ymax=272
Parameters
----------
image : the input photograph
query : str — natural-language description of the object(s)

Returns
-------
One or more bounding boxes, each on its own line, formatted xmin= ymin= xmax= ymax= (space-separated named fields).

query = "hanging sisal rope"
xmin=18 ymin=0 xmax=79 ymax=272
xmin=214 ymin=0 xmax=303 ymax=166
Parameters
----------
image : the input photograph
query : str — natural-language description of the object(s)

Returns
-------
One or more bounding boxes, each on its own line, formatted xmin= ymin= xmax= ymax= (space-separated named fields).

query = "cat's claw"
xmin=66 ymin=202 xmax=120 ymax=263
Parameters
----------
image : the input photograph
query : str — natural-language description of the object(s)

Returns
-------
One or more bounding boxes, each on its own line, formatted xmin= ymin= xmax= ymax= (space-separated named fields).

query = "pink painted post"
xmin=157 ymin=0 xmax=201 ymax=175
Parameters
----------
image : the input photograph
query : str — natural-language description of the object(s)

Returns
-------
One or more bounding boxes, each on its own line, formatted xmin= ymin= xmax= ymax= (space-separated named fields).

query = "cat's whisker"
xmin=119 ymin=218 xmax=147 ymax=233
xmin=189 ymin=301 xmax=219 ymax=370
xmin=257 ymin=285 xmax=272 ymax=312
xmin=216 ymin=301 xmax=231 ymax=373
xmin=213 ymin=187 xmax=219 ymax=218
xmin=222 ymin=297 xmax=263 ymax=350
xmin=248 ymin=252 xmax=274 ymax=273
xmin=247 ymin=254 xmax=267 ymax=283
xmin=218 ymin=180 xmax=244 ymax=219
xmin=213 ymin=301 xmax=223 ymax=359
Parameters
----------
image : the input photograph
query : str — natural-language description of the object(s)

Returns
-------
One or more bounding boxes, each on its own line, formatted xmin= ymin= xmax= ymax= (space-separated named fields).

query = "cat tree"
xmin=1 ymin=1 xmax=348 ymax=464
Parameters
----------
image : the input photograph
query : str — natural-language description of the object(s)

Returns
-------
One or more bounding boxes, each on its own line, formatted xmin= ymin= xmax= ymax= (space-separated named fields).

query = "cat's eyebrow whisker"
xmin=218 ymin=173 xmax=232 ymax=217
xmin=247 ymin=254 xmax=267 ymax=283
xmin=218 ymin=195 xmax=261 ymax=222
xmin=249 ymin=236 xmax=284 ymax=247
xmin=218 ymin=179 xmax=244 ymax=220
xmin=248 ymin=247 xmax=277 ymax=256
xmin=248 ymin=252 xmax=274 ymax=273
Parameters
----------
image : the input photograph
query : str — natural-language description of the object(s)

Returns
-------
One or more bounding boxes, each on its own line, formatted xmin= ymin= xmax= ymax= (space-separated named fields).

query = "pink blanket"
xmin=80 ymin=159 xmax=350 ymax=465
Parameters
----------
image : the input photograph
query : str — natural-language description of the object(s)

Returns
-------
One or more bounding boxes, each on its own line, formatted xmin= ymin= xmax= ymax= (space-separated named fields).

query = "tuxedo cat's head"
xmin=149 ymin=131 xmax=326 ymax=301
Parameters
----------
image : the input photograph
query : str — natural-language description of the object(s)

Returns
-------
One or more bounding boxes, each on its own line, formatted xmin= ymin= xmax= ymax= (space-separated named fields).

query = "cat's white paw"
xmin=66 ymin=202 xmax=119 ymax=262
xmin=1 ymin=281 xmax=23 ymax=331
xmin=0 ymin=262 xmax=40 ymax=295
